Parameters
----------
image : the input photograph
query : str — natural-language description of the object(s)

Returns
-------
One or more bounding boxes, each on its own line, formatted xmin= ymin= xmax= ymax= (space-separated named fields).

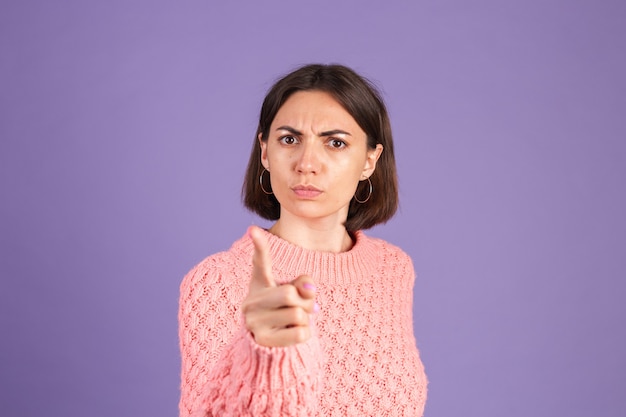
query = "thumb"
xmin=291 ymin=275 xmax=318 ymax=316
xmin=291 ymin=275 xmax=317 ymax=300
xmin=249 ymin=226 xmax=276 ymax=290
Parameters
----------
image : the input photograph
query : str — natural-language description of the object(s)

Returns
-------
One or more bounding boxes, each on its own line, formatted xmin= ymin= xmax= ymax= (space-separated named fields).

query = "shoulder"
xmin=359 ymin=232 xmax=413 ymax=265
xmin=357 ymin=232 xmax=416 ymax=284
xmin=358 ymin=233 xmax=415 ymax=290
xmin=179 ymin=235 xmax=252 ymax=299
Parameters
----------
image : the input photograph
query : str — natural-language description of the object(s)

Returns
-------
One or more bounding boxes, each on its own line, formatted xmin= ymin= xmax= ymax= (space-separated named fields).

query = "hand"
xmin=242 ymin=226 xmax=317 ymax=348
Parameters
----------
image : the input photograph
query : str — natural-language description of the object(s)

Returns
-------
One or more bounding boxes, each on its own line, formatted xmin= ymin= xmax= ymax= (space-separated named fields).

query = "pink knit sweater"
xmin=178 ymin=229 xmax=427 ymax=416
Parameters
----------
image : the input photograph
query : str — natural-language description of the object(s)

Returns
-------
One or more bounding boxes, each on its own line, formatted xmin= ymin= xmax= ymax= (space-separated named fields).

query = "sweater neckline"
xmin=233 ymin=229 xmax=380 ymax=285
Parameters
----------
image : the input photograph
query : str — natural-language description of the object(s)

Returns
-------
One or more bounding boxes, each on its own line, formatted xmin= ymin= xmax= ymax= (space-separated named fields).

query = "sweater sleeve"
xmin=178 ymin=255 xmax=322 ymax=417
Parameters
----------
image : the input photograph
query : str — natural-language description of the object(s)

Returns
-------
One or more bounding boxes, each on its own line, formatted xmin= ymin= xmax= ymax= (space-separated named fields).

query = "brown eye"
xmin=280 ymin=135 xmax=298 ymax=145
xmin=329 ymin=139 xmax=346 ymax=149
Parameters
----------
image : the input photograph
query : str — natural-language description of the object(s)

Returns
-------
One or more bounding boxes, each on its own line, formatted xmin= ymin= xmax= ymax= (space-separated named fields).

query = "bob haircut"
xmin=243 ymin=64 xmax=399 ymax=231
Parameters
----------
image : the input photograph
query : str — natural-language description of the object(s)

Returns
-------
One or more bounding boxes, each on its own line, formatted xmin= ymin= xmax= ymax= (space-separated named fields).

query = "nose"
xmin=296 ymin=141 xmax=321 ymax=174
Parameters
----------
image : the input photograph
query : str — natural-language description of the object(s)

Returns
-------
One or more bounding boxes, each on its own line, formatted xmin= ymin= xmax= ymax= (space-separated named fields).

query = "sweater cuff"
xmin=199 ymin=327 xmax=322 ymax=417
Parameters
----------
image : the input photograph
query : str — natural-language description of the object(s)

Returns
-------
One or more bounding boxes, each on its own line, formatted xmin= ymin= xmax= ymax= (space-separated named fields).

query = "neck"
xmin=268 ymin=217 xmax=354 ymax=253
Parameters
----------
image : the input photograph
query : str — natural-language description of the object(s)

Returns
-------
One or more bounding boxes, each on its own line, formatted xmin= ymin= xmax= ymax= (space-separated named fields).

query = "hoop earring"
xmin=354 ymin=177 xmax=373 ymax=203
xmin=259 ymin=168 xmax=273 ymax=195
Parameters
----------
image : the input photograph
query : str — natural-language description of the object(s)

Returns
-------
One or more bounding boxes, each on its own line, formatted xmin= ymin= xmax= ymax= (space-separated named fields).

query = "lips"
xmin=292 ymin=185 xmax=322 ymax=199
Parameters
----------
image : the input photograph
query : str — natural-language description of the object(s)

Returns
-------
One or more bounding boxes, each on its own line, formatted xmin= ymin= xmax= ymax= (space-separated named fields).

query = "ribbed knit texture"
xmin=179 ymin=229 xmax=427 ymax=416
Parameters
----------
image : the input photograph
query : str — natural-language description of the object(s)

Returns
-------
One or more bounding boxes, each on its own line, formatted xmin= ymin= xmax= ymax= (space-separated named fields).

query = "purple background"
xmin=1 ymin=1 xmax=625 ymax=416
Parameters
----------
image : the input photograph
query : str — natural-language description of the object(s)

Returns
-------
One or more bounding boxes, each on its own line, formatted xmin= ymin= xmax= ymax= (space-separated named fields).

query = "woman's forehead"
xmin=270 ymin=91 xmax=363 ymax=136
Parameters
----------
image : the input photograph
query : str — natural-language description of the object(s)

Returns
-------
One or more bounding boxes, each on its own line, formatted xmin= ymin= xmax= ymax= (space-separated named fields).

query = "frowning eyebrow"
xmin=275 ymin=126 xmax=352 ymax=137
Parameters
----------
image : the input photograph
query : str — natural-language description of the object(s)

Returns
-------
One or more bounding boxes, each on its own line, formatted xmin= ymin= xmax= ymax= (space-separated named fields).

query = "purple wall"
xmin=1 ymin=1 xmax=624 ymax=416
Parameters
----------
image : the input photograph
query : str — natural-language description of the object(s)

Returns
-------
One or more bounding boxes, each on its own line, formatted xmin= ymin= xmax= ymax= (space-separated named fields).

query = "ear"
xmin=361 ymin=144 xmax=383 ymax=180
xmin=259 ymin=133 xmax=270 ymax=171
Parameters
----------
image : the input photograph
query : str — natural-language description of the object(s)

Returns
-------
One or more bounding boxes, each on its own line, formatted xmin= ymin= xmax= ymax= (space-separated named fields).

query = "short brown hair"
xmin=242 ymin=64 xmax=398 ymax=231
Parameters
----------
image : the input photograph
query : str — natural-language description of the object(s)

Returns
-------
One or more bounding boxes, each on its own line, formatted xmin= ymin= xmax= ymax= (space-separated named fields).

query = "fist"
xmin=242 ymin=226 xmax=317 ymax=347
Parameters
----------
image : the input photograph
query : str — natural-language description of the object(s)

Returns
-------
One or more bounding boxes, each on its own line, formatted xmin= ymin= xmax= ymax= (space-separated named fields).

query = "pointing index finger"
xmin=249 ymin=226 xmax=276 ymax=289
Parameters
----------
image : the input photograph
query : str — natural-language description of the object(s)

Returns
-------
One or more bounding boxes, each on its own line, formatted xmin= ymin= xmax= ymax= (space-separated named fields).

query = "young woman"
xmin=179 ymin=64 xmax=427 ymax=416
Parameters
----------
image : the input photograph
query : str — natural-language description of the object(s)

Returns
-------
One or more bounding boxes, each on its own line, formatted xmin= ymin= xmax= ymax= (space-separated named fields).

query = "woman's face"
xmin=260 ymin=90 xmax=383 ymax=227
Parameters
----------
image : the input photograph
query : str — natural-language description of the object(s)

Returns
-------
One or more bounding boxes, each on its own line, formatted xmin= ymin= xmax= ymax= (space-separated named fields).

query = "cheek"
xmin=266 ymin=157 xmax=291 ymax=188
xmin=332 ymin=162 xmax=364 ymax=193
xmin=336 ymin=155 xmax=367 ymax=178
xmin=266 ymin=153 xmax=292 ymax=175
